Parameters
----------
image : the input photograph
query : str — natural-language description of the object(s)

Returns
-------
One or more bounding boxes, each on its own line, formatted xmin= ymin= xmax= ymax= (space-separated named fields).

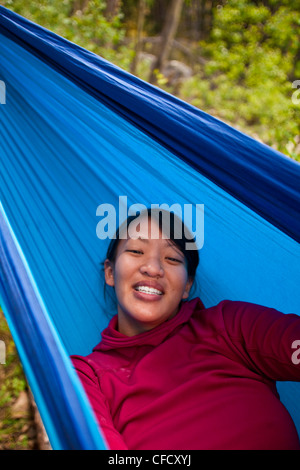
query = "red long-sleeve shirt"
xmin=71 ymin=298 xmax=300 ymax=450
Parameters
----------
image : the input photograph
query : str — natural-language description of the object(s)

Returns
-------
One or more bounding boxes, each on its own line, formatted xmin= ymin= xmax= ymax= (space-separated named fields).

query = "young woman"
xmin=71 ymin=208 xmax=300 ymax=450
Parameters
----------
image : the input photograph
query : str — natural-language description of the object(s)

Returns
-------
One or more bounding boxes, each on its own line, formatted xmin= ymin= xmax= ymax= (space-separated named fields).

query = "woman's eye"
xmin=166 ymin=257 xmax=183 ymax=263
xmin=126 ymin=249 xmax=143 ymax=254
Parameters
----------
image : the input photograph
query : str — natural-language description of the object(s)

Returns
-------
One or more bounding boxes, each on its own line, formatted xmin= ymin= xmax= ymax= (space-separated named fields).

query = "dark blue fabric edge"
xmin=0 ymin=6 xmax=299 ymax=243
xmin=0 ymin=205 xmax=107 ymax=450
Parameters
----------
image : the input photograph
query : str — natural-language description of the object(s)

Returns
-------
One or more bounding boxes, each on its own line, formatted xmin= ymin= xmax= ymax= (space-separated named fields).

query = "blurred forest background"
xmin=1 ymin=0 xmax=300 ymax=160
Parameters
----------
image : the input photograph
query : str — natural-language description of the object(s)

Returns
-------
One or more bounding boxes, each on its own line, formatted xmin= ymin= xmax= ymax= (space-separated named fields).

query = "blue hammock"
xmin=0 ymin=7 xmax=299 ymax=450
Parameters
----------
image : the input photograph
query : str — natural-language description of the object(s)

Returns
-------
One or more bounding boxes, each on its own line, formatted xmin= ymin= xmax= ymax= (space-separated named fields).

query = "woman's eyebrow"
xmin=127 ymin=237 xmax=182 ymax=251
xmin=127 ymin=236 xmax=149 ymax=242
xmin=130 ymin=237 xmax=171 ymax=244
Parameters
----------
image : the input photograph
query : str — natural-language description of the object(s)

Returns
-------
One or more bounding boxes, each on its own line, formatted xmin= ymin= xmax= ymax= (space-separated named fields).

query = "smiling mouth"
xmin=134 ymin=286 xmax=163 ymax=296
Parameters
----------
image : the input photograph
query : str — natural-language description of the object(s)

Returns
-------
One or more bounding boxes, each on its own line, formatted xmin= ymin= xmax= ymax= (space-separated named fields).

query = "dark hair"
xmin=101 ymin=207 xmax=200 ymax=309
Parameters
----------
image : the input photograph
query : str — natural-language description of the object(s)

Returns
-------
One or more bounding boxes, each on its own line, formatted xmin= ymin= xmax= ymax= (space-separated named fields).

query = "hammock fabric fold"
xmin=0 ymin=6 xmax=299 ymax=449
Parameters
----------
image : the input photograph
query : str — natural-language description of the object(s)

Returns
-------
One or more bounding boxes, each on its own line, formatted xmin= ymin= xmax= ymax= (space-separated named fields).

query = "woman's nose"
xmin=140 ymin=256 xmax=164 ymax=277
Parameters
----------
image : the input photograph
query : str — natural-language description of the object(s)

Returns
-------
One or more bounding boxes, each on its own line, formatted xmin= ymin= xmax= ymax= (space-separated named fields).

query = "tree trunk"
xmin=104 ymin=0 xmax=121 ymax=20
xmin=149 ymin=0 xmax=184 ymax=84
xmin=130 ymin=0 xmax=147 ymax=75
xmin=69 ymin=0 xmax=89 ymax=16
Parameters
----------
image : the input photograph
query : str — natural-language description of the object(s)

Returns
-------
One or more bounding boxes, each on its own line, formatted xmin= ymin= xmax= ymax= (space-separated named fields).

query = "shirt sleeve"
xmin=218 ymin=300 xmax=300 ymax=382
xmin=70 ymin=355 xmax=128 ymax=450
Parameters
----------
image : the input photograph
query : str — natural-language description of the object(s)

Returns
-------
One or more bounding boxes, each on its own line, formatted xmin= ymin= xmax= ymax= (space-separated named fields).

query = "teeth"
xmin=135 ymin=286 xmax=163 ymax=295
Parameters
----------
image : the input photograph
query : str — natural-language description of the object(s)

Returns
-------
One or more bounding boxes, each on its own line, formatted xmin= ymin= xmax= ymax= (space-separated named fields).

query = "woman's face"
xmin=104 ymin=217 xmax=193 ymax=336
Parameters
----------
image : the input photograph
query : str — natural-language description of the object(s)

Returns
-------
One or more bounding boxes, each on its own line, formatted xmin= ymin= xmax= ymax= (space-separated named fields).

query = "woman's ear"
xmin=182 ymin=278 xmax=193 ymax=300
xmin=104 ymin=259 xmax=115 ymax=287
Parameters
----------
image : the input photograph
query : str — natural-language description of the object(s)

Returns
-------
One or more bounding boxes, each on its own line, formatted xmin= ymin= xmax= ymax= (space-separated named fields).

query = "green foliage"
xmin=180 ymin=0 xmax=300 ymax=159
xmin=3 ymin=0 xmax=132 ymax=70
xmin=0 ymin=309 xmax=31 ymax=449
xmin=0 ymin=311 xmax=27 ymax=407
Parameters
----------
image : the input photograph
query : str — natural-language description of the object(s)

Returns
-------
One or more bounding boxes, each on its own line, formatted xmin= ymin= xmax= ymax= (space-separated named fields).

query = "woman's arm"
xmin=71 ymin=355 xmax=128 ymax=450
xmin=219 ymin=300 xmax=300 ymax=381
